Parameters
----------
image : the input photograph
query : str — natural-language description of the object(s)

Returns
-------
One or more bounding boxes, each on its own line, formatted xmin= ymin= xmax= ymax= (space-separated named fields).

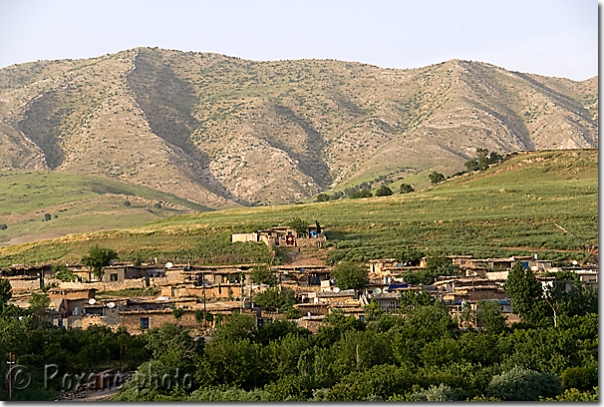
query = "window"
xmin=140 ymin=317 xmax=149 ymax=330
xmin=110 ymin=273 xmax=118 ymax=281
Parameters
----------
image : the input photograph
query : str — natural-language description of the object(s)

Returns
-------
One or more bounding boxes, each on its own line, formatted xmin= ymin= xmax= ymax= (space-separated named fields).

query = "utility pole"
xmin=202 ymin=270 xmax=207 ymax=331
xmin=7 ymin=352 xmax=15 ymax=401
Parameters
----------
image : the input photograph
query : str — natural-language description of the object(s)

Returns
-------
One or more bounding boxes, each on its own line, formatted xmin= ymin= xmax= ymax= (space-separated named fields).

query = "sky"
xmin=0 ymin=0 xmax=598 ymax=81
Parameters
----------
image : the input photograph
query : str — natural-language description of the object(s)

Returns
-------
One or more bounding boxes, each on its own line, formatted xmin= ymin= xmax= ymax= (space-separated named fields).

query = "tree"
xmin=251 ymin=266 xmax=277 ymax=287
xmin=399 ymin=184 xmax=414 ymax=194
xmin=350 ymin=188 xmax=372 ymax=199
xmin=253 ymin=287 xmax=295 ymax=312
xmin=428 ymin=172 xmax=446 ymax=184
xmin=315 ymin=193 xmax=330 ymax=202
xmin=81 ymin=245 xmax=118 ymax=280
xmin=287 ymin=217 xmax=309 ymax=237
xmin=375 ymin=186 xmax=393 ymax=196
xmin=476 ymin=300 xmax=507 ymax=334
xmin=0 ymin=223 xmax=7 ymax=230
xmin=171 ymin=305 xmax=184 ymax=321
xmin=486 ymin=367 xmax=562 ymax=401
xmin=29 ymin=292 xmax=51 ymax=321
xmin=331 ymin=262 xmax=369 ymax=290
xmin=195 ymin=309 xmax=214 ymax=324
xmin=503 ymin=263 xmax=545 ymax=325
xmin=0 ymin=278 xmax=12 ymax=311
xmin=44 ymin=213 xmax=52 ymax=221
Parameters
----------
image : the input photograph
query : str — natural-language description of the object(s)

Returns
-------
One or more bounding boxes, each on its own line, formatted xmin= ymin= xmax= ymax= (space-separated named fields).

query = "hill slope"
xmin=0 ymin=150 xmax=596 ymax=268
xmin=0 ymin=171 xmax=208 ymax=246
xmin=0 ymin=48 xmax=598 ymax=207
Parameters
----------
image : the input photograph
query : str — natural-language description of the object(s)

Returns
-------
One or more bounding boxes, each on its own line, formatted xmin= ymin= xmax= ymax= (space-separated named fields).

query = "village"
xmin=1 ymin=224 xmax=598 ymax=337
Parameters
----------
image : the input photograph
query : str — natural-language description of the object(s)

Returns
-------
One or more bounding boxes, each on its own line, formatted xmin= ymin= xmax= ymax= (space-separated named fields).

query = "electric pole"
xmin=7 ymin=352 xmax=15 ymax=401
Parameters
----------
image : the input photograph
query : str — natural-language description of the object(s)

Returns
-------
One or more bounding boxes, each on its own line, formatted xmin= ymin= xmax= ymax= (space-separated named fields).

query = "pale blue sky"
xmin=0 ymin=0 xmax=598 ymax=80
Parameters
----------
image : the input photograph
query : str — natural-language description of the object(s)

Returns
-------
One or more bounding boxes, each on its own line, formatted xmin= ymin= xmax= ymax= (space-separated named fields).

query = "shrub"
xmin=399 ymin=184 xmax=414 ymax=194
xmin=485 ymin=367 xmax=562 ymax=401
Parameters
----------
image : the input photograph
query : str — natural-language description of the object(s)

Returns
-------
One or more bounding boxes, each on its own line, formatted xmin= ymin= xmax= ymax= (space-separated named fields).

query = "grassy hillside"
xmin=0 ymin=150 xmax=596 ymax=268
xmin=0 ymin=171 xmax=209 ymax=246
xmin=0 ymin=48 xmax=598 ymax=207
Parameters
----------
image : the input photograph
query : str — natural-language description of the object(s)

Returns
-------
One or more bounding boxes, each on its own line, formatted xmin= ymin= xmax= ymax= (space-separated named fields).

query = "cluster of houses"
xmin=2 ymin=246 xmax=597 ymax=334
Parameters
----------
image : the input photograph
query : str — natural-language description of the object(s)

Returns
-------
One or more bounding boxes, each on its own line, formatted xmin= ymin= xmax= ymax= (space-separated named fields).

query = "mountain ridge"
xmin=0 ymin=47 xmax=597 ymax=207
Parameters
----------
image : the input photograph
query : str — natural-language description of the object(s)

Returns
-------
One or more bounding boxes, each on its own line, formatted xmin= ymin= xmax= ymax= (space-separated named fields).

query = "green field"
xmin=0 ymin=171 xmax=209 ymax=246
xmin=0 ymin=150 xmax=597 ymax=268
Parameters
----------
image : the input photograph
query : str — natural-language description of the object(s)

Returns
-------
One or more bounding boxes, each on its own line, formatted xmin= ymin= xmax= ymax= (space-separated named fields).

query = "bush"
xmin=124 ymin=200 xmax=131 ymax=206
xmin=399 ymin=184 xmax=414 ymax=194
xmin=429 ymin=172 xmax=446 ymax=184
xmin=315 ymin=193 xmax=330 ymax=202
xmin=374 ymin=186 xmax=393 ymax=196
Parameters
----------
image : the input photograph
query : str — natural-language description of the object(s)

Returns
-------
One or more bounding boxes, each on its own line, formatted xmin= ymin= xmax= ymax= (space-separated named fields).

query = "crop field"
xmin=0 ymin=150 xmax=597 ymax=268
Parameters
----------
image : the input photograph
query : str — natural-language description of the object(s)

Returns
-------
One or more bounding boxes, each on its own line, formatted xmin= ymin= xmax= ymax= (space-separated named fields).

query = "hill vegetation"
xmin=0 ymin=48 xmax=598 ymax=207
xmin=0 ymin=150 xmax=596 ymax=268
xmin=0 ymin=171 xmax=208 ymax=247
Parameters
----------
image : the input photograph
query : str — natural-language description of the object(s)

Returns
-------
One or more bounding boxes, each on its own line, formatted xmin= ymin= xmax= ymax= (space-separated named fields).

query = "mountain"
xmin=0 ymin=48 xmax=597 ymax=207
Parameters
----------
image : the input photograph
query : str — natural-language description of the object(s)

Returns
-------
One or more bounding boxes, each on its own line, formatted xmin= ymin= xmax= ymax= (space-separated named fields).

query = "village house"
xmin=232 ymin=223 xmax=326 ymax=249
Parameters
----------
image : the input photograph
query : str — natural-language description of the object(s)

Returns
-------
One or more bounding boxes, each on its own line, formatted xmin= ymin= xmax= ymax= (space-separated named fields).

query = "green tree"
xmin=331 ymin=262 xmax=369 ymax=290
xmin=171 ymin=305 xmax=184 ymax=321
xmin=476 ymin=300 xmax=507 ymax=334
xmin=315 ymin=193 xmax=330 ymax=202
xmin=428 ymin=172 xmax=446 ymax=184
xmin=503 ymin=262 xmax=545 ymax=325
xmin=81 ymin=245 xmax=118 ymax=280
xmin=287 ymin=217 xmax=309 ymax=237
xmin=29 ymin=292 xmax=50 ymax=312
xmin=254 ymin=287 xmax=295 ymax=312
xmin=375 ymin=185 xmax=393 ymax=196
xmin=399 ymin=184 xmax=415 ymax=194
xmin=350 ymin=188 xmax=372 ymax=198
xmin=0 ymin=278 xmax=12 ymax=311
xmin=251 ymin=265 xmax=277 ymax=286
xmin=485 ymin=367 xmax=562 ymax=401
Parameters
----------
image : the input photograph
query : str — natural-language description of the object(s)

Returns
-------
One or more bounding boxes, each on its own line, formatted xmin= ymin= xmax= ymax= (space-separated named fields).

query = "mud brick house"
xmin=3 ymin=264 xmax=53 ymax=291
xmin=272 ymin=265 xmax=332 ymax=288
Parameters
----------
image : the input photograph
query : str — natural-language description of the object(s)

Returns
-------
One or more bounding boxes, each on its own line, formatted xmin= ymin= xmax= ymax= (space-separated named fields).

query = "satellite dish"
xmin=108 ymin=259 xmax=115 ymax=266
xmin=88 ymin=298 xmax=96 ymax=305
xmin=107 ymin=302 xmax=115 ymax=309
xmin=572 ymin=260 xmax=578 ymax=266
xmin=333 ymin=287 xmax=341 ymax=293
xmin=165 ymin=262 xmax=174 ymax=269
xmin=530 ymin=266 xmax=538 ymax=272
xmin=374 ymin=288 xmax=382 ymax=294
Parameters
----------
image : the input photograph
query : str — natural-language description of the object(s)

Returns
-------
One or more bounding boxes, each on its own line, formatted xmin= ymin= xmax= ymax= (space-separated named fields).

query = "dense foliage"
xmin=0 ymin=274 xmax=597 ymax=401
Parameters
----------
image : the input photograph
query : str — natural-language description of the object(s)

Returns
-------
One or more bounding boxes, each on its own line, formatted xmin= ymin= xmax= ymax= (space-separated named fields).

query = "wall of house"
xmin=232 ymin=233 xmax=258 ymax=243
xmin=120 ymin=310 xmax=200 ymax=334
xmin=54 ymin=279 xmax=146 ymax=292
xmin=6 ymin=277 xmax=40 ymax=292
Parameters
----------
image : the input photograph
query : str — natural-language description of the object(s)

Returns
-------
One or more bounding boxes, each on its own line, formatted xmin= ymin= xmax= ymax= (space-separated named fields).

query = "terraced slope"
xmin=0 ymin=48 xmax=597 ymax=206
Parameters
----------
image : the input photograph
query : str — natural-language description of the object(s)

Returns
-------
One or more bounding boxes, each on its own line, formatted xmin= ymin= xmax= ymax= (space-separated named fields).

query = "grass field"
xmin=0 ymin=171 xmax=209 ymax=246
xmin=0 ymin=150 xmax=597 ymax=268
